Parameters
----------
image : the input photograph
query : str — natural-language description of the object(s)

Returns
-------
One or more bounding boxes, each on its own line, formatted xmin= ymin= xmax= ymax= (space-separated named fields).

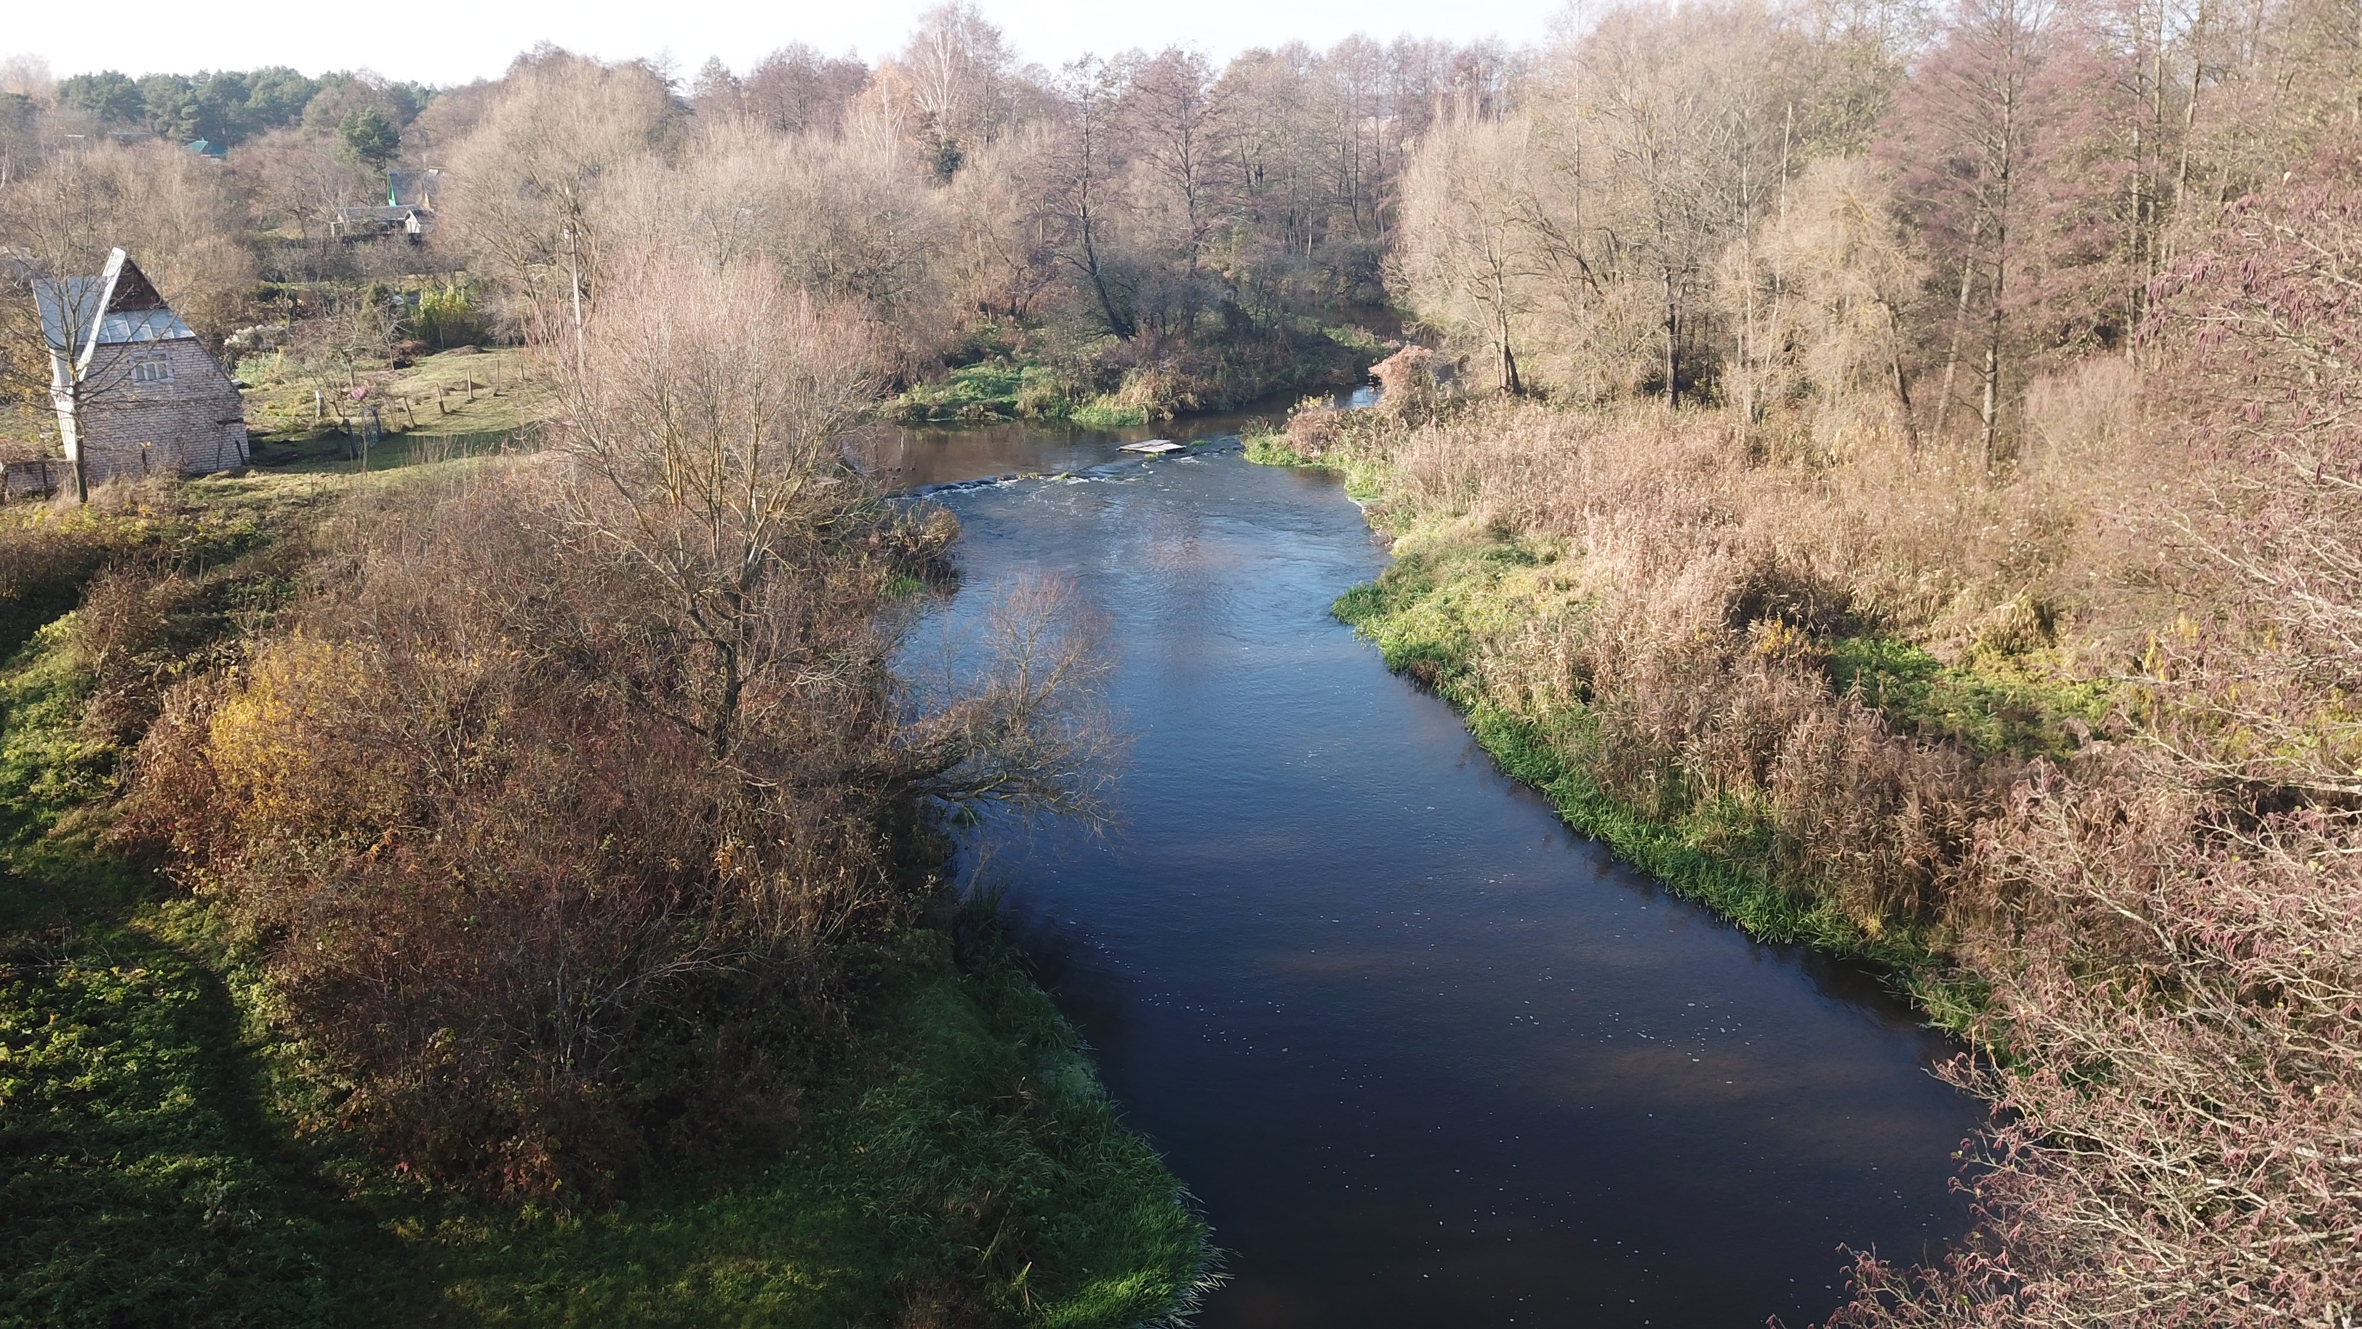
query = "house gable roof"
xmin=31 ymin=249 xmax=196 ymax=367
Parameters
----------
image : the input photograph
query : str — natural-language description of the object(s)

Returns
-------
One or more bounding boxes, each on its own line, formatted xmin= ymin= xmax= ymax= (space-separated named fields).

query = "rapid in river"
xmin=863 ymin=407 xmax=1981 ymax=1329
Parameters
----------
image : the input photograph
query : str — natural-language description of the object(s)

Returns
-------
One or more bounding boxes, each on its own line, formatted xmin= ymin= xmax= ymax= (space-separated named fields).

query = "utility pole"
xmin=565 ymin=223 xmax=587 ymax=378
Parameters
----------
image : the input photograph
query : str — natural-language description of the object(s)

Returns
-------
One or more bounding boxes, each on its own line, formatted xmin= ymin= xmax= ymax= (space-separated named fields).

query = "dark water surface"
xmin=880 ymin=418 xmax=1979 ymax=1328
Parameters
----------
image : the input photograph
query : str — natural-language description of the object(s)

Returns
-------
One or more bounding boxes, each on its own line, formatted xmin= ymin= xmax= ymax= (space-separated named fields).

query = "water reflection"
xmin=909 ymin=417 xmax=1977 ymax=1329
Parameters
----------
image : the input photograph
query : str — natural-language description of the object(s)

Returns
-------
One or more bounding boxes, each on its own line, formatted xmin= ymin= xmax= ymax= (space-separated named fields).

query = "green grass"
xmin=1239 ymin=431 xmax=1314 ymax=468
xmin=0 ymin=473 xmax=1210 ymax=1328
xmin=1825 ymin=634 xmax=2113 ymax=761
xmin=893 ymin=361 xmax=1077 ymax=424
xmin=0 ymin=916 xmax=350 ymax=1329
xmin=1066 ymin=398 xmax=1150 ymax=429
xmin=421 ymin=932 xmax=1208 ymax=1328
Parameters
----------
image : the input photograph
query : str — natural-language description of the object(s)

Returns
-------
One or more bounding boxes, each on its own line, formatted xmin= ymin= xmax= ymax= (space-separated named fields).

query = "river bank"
xmin=1241 ymin=396 xmax=2121 ymax=1032
xmin=0 ymin=469 xmax=1209 ymax=1328
xmin=889 ymin=319 xmax=1390 ymax=428
xmin=1239 ymin=378 xmax=2362 ymax=1322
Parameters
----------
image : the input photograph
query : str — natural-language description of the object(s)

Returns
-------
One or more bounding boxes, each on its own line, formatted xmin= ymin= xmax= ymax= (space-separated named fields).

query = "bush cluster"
xmin=119 ymin=469 xmax=945 ymax=1200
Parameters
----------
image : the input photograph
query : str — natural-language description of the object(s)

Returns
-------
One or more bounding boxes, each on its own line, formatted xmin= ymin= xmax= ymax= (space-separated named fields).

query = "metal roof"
xmin=97 ymin=307 xmax=196 ymax=343
xmin=28 ymin=251 xmax=194 ymax=361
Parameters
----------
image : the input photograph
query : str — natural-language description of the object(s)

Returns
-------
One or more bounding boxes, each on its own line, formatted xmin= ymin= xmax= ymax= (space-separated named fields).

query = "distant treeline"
xmin=53 ymin=68 xmax=433 ymax=151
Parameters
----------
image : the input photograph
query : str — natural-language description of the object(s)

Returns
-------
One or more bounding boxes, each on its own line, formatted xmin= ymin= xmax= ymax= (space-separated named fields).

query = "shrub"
xmin=413 ymin=281 xmax=481 ymax=350
xmin=125 ymin=471 xmax=917 ymax=1200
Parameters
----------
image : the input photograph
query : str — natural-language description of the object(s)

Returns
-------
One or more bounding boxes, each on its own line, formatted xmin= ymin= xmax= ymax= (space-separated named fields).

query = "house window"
xmin=131 ymin=352 xmax=173 ymax=386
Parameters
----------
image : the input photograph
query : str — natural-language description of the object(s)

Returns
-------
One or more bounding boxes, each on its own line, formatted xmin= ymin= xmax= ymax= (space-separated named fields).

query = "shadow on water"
xmin=901 ymin=407 xmax=1980 ymax=1329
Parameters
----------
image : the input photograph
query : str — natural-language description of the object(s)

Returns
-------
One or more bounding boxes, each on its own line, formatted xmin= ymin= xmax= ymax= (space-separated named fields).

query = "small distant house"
xmin=330 ymin=168 xmax=444 ymax=240
xmin=328 ymin=205 xmax=428 ymax=238
xmin=33 ymin=249 xmax=248 ymax=485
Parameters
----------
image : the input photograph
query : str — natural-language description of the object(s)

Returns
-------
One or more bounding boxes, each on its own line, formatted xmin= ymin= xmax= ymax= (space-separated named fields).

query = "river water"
xmin=868 ymin=412 xmax=1980 ymax=1329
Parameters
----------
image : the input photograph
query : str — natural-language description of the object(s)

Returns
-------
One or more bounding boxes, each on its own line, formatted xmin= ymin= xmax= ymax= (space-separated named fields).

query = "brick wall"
xmin=63 ymin=338 xmax=248 ymax=485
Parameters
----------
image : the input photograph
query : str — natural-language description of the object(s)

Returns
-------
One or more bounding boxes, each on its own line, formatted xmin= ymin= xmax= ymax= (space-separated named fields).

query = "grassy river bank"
xmin=0 ymin=468 xmax=1209 ymax=1329
xmin=1245 ymin=399 xmax=2117 ymax=1033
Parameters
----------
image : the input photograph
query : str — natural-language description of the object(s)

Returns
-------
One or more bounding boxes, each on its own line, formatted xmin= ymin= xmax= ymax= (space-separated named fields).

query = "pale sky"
xmin=7 ymin=0 xmax=1565 ymax=87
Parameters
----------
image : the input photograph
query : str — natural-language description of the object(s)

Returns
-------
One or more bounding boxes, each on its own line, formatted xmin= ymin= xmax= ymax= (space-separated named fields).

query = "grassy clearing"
xmin=238 ymin=346 xmax=554 ymax=454
xmin=0 ymin=469 xmax=1207 ymax=1328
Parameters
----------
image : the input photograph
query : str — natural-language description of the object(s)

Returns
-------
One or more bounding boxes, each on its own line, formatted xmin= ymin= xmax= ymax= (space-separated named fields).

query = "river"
xmin=864 ymin=409 xmax=1980 ymax=1329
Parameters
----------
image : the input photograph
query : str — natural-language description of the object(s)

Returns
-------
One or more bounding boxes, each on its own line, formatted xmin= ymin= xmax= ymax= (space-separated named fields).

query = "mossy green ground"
xmin=0 ymin=472 xmax=1208 ymax=1329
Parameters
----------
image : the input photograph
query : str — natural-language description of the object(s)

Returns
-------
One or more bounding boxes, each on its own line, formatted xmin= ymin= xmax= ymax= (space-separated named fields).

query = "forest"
xmin=4 ymin=0 xmax=2361 ymax=1322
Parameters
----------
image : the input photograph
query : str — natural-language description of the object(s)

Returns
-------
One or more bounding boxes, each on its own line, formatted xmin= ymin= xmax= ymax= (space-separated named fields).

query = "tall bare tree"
xmin=1394 ymin=110 xmax=1551 ymax=393
xmin=898 ymin=2 xmax=1019 ymax=178
xmin=439 ymin=50 xmax=676 ymax=333
xmin=556 ymin=249 xmax=879 ymax=760
xmin=1882 ymin=0 xmax=2057 ymax=467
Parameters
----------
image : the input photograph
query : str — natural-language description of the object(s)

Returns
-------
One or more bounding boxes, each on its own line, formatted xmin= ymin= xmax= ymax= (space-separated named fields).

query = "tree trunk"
xmin=1884 ymin=303 xmax=1921 ymax=452
xmin=63 ymin=383 xmax=88 ymax=504
xmin=1663 ymin=266 xmax=1679 ymax=407
xmin=1980 ymin=324 xmax=2001 ymax=473
xmin=1934 ymin=226 xmax=1982 ymax=439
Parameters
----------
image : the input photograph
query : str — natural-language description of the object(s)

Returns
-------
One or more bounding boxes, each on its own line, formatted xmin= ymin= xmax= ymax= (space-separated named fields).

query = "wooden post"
xmin=437 ymin=384 xmax=446 ymax=414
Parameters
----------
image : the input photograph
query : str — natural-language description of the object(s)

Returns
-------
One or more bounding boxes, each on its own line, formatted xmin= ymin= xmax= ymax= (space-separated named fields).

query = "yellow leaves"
xmin=205 ymin=635 xmax=399 ymax=834
xmin=1750 ymin=618 xmax=1827 ymax=672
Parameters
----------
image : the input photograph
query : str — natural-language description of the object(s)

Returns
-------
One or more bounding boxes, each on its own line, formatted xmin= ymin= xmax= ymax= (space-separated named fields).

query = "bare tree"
xmin=897 ymin=2 xmax=1019 ymax=177
xmin=555 ymin=248 xmax=881 ymax=759
xmin=1394 ymin=110 xmax=1551 ymax=393
xmin=1882 ymin=0 xmax=2057 ymax=467
xmin=741 ymin=44 xmax=872 ymax=138
xmin=439 ymin=50 xmax=676 ymax=332
xmin=1560 ymin=2 xmax=1790 ymax=405
xmin=1038 ymin=57 xmax=1137 ymax=338
xmin=946 ymin=128 xmax=1062 ymax=320
xmin=1121 ymin=49 xmax=1226 ymax=339
xmin=1718 ymin=155 xmax=1924 ymax=439
xmin=897 ymin=572 xmax=1119 ymax=823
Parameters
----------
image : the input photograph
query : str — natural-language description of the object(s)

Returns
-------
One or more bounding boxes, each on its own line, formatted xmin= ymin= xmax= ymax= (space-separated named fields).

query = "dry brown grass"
xmin=1297 ymin=388 xmax=2181 ymax=938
